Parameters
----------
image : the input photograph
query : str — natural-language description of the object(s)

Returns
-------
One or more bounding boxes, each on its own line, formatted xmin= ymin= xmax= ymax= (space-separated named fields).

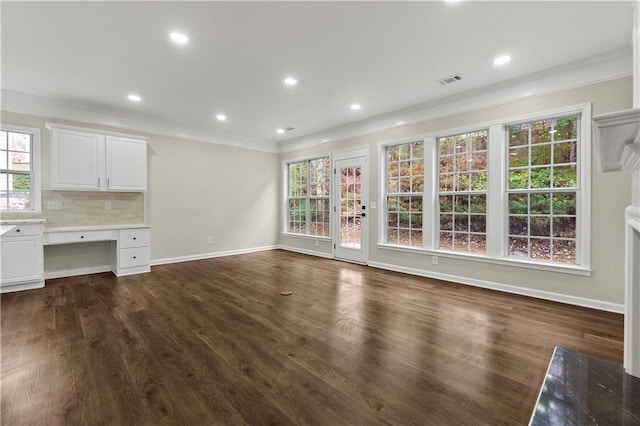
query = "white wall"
xmin=279 ymin=77 xmax=633 ymax=306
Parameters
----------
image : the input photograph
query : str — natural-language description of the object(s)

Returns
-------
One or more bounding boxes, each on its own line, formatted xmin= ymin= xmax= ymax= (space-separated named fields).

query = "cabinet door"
xmin=51 ymin=129 xmax=104 ymax=190
xmin=105 ymin=137 xmax=147 ymax=191
xmin=1 ymin=236 xmax=43 ymax=286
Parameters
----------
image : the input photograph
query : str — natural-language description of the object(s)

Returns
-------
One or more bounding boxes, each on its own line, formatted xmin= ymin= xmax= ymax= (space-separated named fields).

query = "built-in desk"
xmin=44 ymin=224 xmax=151 ymax=277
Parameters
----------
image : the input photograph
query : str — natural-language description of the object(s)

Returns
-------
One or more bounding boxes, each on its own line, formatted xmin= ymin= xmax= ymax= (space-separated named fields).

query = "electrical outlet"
xmin=315 ymin=240 xmax=319 ymax=247
xmin=432 ymin=256 xmax=438 ymax=265
xmin=46 ymin=200 xmax=63 ymax=210
xmin=207 ymin=236 xmax=213 ymax=244
xmin=104 ymin=201 xmax=112 ymax=210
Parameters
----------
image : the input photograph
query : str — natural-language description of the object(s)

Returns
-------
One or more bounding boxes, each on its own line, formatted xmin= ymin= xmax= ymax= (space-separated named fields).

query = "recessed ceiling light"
xmin=170 ymin=32 xmax=189 ymax=44
xmin=350 ymin=104 xmax=361 ymax=111
xmin=493 ymin=55 xmax=511 ymax=66
xmin=284 ymin=77 xmax=297 ymax=86
xmin=322 ymin=139 xmax=331 ymax=143
xmin=127 ymin=94 xmax=141 ymax=102
xmin=276 ymin=128 xmax=285 ymax=134
xmin=216 ymin=114 xmax=227 ymax=121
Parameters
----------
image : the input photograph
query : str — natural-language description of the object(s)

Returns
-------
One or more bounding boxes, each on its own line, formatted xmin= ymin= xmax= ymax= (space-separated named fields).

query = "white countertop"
xmin=44 ymin=224 xmax=150 ymax=233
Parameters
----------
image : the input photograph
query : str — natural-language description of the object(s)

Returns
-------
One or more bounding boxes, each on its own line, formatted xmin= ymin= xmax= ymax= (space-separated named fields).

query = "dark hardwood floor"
xmin=1 ymin=250 xmax=624 ymax=425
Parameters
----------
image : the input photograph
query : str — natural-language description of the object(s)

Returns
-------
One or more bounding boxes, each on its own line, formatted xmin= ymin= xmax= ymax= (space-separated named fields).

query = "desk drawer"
xmin=119 ymin=247 xmax=149 ymax=268
xmin=46 ymin=230 xmax=115 ymax=245
xmin=119 ymin=229 xmax=149 ymax=248
xmin=3 ymin=224 xmax=42 ymax=237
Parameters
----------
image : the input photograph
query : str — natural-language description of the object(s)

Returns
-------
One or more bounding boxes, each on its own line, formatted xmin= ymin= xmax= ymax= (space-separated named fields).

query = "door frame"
xmin=332 ymin=146 xmax=369 ymax=263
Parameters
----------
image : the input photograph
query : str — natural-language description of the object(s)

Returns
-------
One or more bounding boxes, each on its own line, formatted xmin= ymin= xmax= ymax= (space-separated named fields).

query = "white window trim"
xmin=282 ymin=153 xmax=332 ymax=237
xmin=378 ymin=103 xmax=591 ymax=275
xmin=0 ymin=124 xmax=42 ymax=213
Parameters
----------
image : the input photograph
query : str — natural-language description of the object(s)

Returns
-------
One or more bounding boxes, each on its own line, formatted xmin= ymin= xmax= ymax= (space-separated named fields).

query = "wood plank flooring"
xmin=1 ymin=250 xmax=624 ymax=425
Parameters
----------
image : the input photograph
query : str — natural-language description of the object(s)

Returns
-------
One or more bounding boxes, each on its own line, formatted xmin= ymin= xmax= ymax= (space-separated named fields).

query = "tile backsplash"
xmin=1 ymin=191 xmax=144 ymax=227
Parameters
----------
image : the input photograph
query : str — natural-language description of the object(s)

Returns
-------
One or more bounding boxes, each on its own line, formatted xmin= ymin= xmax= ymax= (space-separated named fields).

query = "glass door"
xmin=333 ymin=156 xmax=368 ymax=263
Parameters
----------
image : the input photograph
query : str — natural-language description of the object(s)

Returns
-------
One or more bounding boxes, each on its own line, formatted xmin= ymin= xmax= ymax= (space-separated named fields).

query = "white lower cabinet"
xmin=114 ymin=228 xmax=150 ymax=276
xmin=0 ymin=221 xmax=45 ymax=292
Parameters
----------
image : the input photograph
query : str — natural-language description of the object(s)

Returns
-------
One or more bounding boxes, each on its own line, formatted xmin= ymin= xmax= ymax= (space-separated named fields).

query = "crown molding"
xmin=280 ymin=48 xmax=633 ymax=153
xmin=0 ymin=49 xmax=631 ymax=155
xmin=0 ymin=90 xmax=280 ymax=153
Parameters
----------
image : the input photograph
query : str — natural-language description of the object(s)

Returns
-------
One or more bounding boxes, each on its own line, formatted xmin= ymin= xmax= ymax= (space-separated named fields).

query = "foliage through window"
xmin=438 ymin=130 xmax=488 ymax=253
xmin=1 ymin=129 xmax=34 ymax=211
xmin=287 ymin=157 xmax=330 ymax=237
xmin=385 ymin=142 xmax=424 ymax=247
xmin=507 ymin=115 xmax=579 ymax=263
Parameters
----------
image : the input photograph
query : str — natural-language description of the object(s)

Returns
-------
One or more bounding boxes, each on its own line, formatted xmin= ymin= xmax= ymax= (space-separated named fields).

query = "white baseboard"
xmin=39 ymin=244 xmax=623 ymax=314
xmin=151 ymin=245 xmax=277 ymax=266
xmin=276 ymin=244 xmax=334 ymax=259
xmin=367 ymin=260 xmax=624 ymax=314
xmin=45 ymin=265 xmax=112 ymax=280
xmin=0 ymin=280 xmax=45 ymax=293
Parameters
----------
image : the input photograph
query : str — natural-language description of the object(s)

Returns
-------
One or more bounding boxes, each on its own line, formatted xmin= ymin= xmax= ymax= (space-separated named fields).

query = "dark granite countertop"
xmin=530 ymin=346 xmax=640 ymax=425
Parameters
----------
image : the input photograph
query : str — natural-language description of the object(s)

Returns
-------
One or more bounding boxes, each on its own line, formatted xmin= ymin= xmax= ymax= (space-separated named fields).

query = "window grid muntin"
xmin=385 ymin=141 xmax=424 ymax=247
xmin=287 ymin=157 xmax=330 ymax=236
xmin=0 ymin=130 xmax=33 ymax=211
xmin=506 ymin=115 xmax=580 ymax=264
xmin=438 ymin=130 xmax=488 ymax=253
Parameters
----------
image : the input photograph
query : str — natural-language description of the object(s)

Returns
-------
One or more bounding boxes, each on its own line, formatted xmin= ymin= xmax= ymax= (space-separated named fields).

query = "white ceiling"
xmin=1 ymin=1 xmax=634 ymax=151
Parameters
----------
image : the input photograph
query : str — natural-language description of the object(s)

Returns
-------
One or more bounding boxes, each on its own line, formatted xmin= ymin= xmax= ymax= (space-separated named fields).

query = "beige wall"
xmin=0 ymin=111 xmax=280 ymax=271
xmin=146 ymin=134 xmax=279 ymax=261
xmin=279 ymin=77 xmax=633 ymax=305
xmin=1 ymin=77 xmax=632 ymax=305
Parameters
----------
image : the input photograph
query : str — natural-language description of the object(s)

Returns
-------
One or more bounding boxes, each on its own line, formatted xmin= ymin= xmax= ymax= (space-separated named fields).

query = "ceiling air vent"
xmin=437 ymin=74 xmax=462 ymax=86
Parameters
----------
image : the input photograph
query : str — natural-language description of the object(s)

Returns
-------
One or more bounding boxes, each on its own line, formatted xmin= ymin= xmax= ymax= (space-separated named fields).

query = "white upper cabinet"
xmin=106 ymin=136 xmax=147 ymax=191
xmin=51 ymin=128 xmax=104 ymax=190
xmin=48 ymin=124 xmax=148 ymax=192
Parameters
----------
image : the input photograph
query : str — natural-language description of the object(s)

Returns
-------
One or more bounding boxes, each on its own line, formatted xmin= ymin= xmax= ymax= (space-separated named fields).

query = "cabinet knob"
xmin=15 ymin=229 xmax=20 ymax=233
xmin=133 ymin=237 xmax=137 ymax=240
xmin=80 ymin=235 xmax=84 ymax=239
xmin=133 ymin=256 xmax=137 ymax=259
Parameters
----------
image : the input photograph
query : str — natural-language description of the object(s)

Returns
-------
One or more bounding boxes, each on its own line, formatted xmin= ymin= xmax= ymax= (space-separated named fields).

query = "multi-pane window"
xmin=1 ymin=129 xmax=34 ymax=211
xmin=287 ymin=157 xmax=330 ymax=237
xmin=438 ymin=131 xmax=488 ymax=253
xmin=507 ymin=115 xmax=579 ymax=263
xmin=385 ymin=142 xmax=424 ymax=247
xmin=380 ymin=106 xmax=587 ymax=270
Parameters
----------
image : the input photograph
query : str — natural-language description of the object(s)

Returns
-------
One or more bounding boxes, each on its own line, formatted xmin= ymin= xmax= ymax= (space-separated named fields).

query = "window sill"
xmin=281 ymin=232 xmax=331 ymax=241
xmin=376 ymin=243 xmax=592 ymax=276
xmin=1 ymin=210 xmax=43 ymax=215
